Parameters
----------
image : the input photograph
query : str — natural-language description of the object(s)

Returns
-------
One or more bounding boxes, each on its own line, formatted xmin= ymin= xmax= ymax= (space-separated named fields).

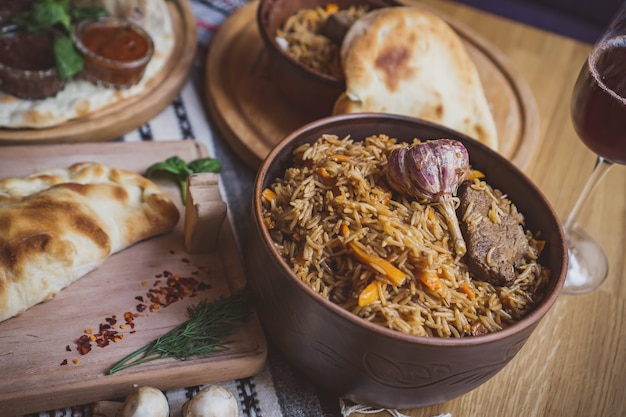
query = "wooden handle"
xmin=184 ymin=173 xmax=228 ymax=253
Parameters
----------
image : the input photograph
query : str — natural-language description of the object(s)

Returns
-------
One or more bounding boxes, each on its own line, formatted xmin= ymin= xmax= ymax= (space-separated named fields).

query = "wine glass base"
xmin=563 ymin=225 xmax=609 ymax=295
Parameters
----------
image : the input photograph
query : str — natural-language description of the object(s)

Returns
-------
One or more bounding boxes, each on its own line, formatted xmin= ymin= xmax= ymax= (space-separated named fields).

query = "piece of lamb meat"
xmin=320 ymin=12 xmax=357 ymax=45
xmin=457 ymin=180 xmax=528 ymax=286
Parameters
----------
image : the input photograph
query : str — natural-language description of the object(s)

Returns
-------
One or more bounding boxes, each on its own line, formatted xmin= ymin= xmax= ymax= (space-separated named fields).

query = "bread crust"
xmin=333 ymin=7 xmax=498 ymax=150
xmin=0 ymin=162 xmax=180 ymax=322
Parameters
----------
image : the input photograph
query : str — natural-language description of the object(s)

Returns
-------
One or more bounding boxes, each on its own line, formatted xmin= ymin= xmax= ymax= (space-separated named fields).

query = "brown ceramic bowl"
xmin=257 ymin=0 xmax=398 ymax=117
xmin=247 ymin=113 xmax=567 ymax=409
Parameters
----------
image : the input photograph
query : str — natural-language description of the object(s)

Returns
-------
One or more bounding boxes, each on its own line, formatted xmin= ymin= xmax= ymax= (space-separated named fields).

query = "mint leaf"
xmin=53 ymin=35 xmax=84 ymax=79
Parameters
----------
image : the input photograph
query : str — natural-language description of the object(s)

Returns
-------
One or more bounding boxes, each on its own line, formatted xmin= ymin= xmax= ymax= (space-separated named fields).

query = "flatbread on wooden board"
xmin=0 ymin=162 xmax=180 ymax=322
xmin=0 ymin=0 xmax=175 ymax=129
xmin=333 ymin=6 xmax=499 ymax=151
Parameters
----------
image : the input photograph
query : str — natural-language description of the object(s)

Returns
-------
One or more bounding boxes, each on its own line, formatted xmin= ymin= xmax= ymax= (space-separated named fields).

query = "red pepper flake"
xmin=66 ymin=258 xmax=211 ymax=364
xmin=181 ymin=258 xmax=190 ymax=263
xmin=124 ymin=311 xmax=137 ymax=329
xmin=61 ymin=359 xmax=68 ymax=366
xmin=65 ymin=345 xmax=71 ymax=352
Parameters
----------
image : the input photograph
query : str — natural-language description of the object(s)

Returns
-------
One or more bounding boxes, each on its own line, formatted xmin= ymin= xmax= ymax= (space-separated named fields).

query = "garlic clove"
xmin=182 ymin=385 xmax=238 ymax=417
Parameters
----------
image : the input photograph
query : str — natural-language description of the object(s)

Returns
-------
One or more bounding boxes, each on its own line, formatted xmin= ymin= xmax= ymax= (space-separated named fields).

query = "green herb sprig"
xmin=7 ymin=0 xmax=107 ymax=79
xmin=107 ymin=288 xmax=252 ymax=375
xmin=146 ymin=156 xmax=222 ymax=203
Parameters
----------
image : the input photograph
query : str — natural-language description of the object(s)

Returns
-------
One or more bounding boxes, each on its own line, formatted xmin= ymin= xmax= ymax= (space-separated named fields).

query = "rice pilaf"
xmin=275 ymin=4 xmax=369 ymax=78
xmin=261 ymin=134 xmax=550 ymax=338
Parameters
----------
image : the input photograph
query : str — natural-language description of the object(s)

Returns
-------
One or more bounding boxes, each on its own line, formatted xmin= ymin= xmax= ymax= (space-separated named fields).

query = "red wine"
xmin=571 ymin=35 xmax=626 ymax=164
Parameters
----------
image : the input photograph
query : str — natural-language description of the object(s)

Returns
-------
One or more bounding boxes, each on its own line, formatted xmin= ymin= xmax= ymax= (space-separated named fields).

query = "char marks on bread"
xmin=0 ymin=162 xmax=180 ymax=322
xmin=333 ymin=6 xmax=498 ymax=150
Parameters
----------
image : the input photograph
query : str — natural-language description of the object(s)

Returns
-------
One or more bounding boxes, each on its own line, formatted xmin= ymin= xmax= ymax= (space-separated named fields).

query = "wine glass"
xmin=564 ymin=2 xmax=626 ymax=294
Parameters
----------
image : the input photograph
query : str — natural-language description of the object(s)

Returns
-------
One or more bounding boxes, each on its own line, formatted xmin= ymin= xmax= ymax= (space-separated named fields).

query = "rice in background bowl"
xmin=246 ymin=114 xmax=566 ymax=409
xmin=256 ymin=0 xmax=397 ymax=116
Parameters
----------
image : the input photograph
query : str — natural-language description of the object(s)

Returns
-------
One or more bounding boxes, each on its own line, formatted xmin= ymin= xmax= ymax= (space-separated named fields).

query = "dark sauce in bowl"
xmin=0 ymin=32 xmax=55 ymax=70
xmin=0 ymin=30 xmax=64 ymax=99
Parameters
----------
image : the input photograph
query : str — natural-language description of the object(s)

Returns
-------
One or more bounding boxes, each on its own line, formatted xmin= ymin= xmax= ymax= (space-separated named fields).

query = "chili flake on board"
xmin=65 ymin=257 xmax=212 ymax=365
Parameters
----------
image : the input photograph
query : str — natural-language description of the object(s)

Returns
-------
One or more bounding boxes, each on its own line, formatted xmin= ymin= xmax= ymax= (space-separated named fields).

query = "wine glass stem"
xmin=563 ymin=156 xmax=614 ymax=232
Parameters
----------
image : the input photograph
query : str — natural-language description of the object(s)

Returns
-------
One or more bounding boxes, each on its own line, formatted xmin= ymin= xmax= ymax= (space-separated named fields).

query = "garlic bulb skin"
xmin=182 ymin=385 xmax=238 ymax=417
xmin=386 ymin=139 xmax=469 ymax=201
xmin=117 ymin=386 xmax=169 ymax=417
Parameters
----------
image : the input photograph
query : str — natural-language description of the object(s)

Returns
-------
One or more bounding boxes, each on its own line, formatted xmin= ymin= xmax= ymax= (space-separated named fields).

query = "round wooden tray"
xmin=206 ymin=1 xmax=540 ymax=171
xmin=0 ymin=0 xmax=197 ymax=145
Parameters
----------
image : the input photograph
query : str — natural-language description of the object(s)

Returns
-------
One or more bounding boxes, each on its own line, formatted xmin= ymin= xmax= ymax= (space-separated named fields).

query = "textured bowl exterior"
xmin=247 ymin=114 xmax=567 ymax=408
xmin=256 ymin=0 xmax=397 ymax=117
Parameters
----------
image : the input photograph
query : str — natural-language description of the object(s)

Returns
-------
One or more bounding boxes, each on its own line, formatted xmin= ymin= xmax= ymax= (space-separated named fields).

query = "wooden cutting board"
xmin=206 ymin=1 xmax=540 ymax=171
xmin=0 ymin=0 xmax=197 ymax=145
xmin=0 ymin=141 xmax=267 ymax=417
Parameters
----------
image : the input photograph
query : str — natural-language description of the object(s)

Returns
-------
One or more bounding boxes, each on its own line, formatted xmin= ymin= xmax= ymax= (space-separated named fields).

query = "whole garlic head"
xmin=182 ymin=385 xmax=238 ymax=417
xmin=117 ymin=386 xmax=169 ymax=417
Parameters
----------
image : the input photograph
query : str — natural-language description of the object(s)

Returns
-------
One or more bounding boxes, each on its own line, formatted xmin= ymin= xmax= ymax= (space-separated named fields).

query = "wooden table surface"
xmin=354 ymin=1 xmax=624 ymax=416
xmin=2 ymin=1 xmax=623 ymax=416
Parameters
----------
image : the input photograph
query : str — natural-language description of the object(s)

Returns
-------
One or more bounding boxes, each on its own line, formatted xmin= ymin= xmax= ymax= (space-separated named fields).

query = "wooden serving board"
xmin=0 ymin=0 xmax=197 ymax=145
xmin=206 ymin=1 xmax=540 ymax=171
xmin=0 ymin=141 xmax=267 ymax=417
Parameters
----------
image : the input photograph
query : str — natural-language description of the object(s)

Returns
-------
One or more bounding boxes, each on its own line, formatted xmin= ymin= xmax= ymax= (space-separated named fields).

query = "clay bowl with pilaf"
xmin=256 ymin=0 xmax=398 ymax=117
xmin=246 ymin=113 xmax=567 ymax=409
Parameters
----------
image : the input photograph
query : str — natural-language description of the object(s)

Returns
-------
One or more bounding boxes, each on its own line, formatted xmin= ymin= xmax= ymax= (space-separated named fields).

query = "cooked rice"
xmin=275 ymin=5 xmax=369 ymax=78
xmin=262 ymin=134 xmax=550 ymax=337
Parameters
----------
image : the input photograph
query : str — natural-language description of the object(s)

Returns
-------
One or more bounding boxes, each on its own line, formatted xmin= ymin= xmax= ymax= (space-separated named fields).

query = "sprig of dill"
xmin=107 ymin=288 xmax=252 ymax=375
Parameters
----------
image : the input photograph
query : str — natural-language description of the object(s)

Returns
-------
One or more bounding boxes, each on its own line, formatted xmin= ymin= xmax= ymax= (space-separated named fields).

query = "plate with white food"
xmin=0 ymin=0 xmax=197 ymax=144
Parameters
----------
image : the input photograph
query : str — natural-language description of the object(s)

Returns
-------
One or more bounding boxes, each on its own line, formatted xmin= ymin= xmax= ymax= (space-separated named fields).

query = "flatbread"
xmin=0 ymin=0 xmax=175 ymax=129
xmin=333 ymin=7 xmax=498 ymax=150
xmin=0 ymin=162 xmax=180 ymax=322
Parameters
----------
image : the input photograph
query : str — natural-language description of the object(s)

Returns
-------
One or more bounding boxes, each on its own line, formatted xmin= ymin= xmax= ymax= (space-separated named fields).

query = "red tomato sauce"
xmin=81 ymin=25 xmax=150 ymax=62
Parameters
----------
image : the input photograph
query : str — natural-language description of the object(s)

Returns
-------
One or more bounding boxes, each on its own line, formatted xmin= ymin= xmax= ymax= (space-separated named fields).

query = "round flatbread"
xmin=333 ymin=6 xmax=499 ymax=151
xmin=0 ymin=0 xmax=175 ymax=129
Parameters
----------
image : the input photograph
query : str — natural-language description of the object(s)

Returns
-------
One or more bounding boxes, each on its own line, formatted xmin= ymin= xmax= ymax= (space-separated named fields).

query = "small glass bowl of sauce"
xmin=73 ymin=17 xmax=154 ymax=89
xmin=0 ymin=27 xmax=65 ymax=99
